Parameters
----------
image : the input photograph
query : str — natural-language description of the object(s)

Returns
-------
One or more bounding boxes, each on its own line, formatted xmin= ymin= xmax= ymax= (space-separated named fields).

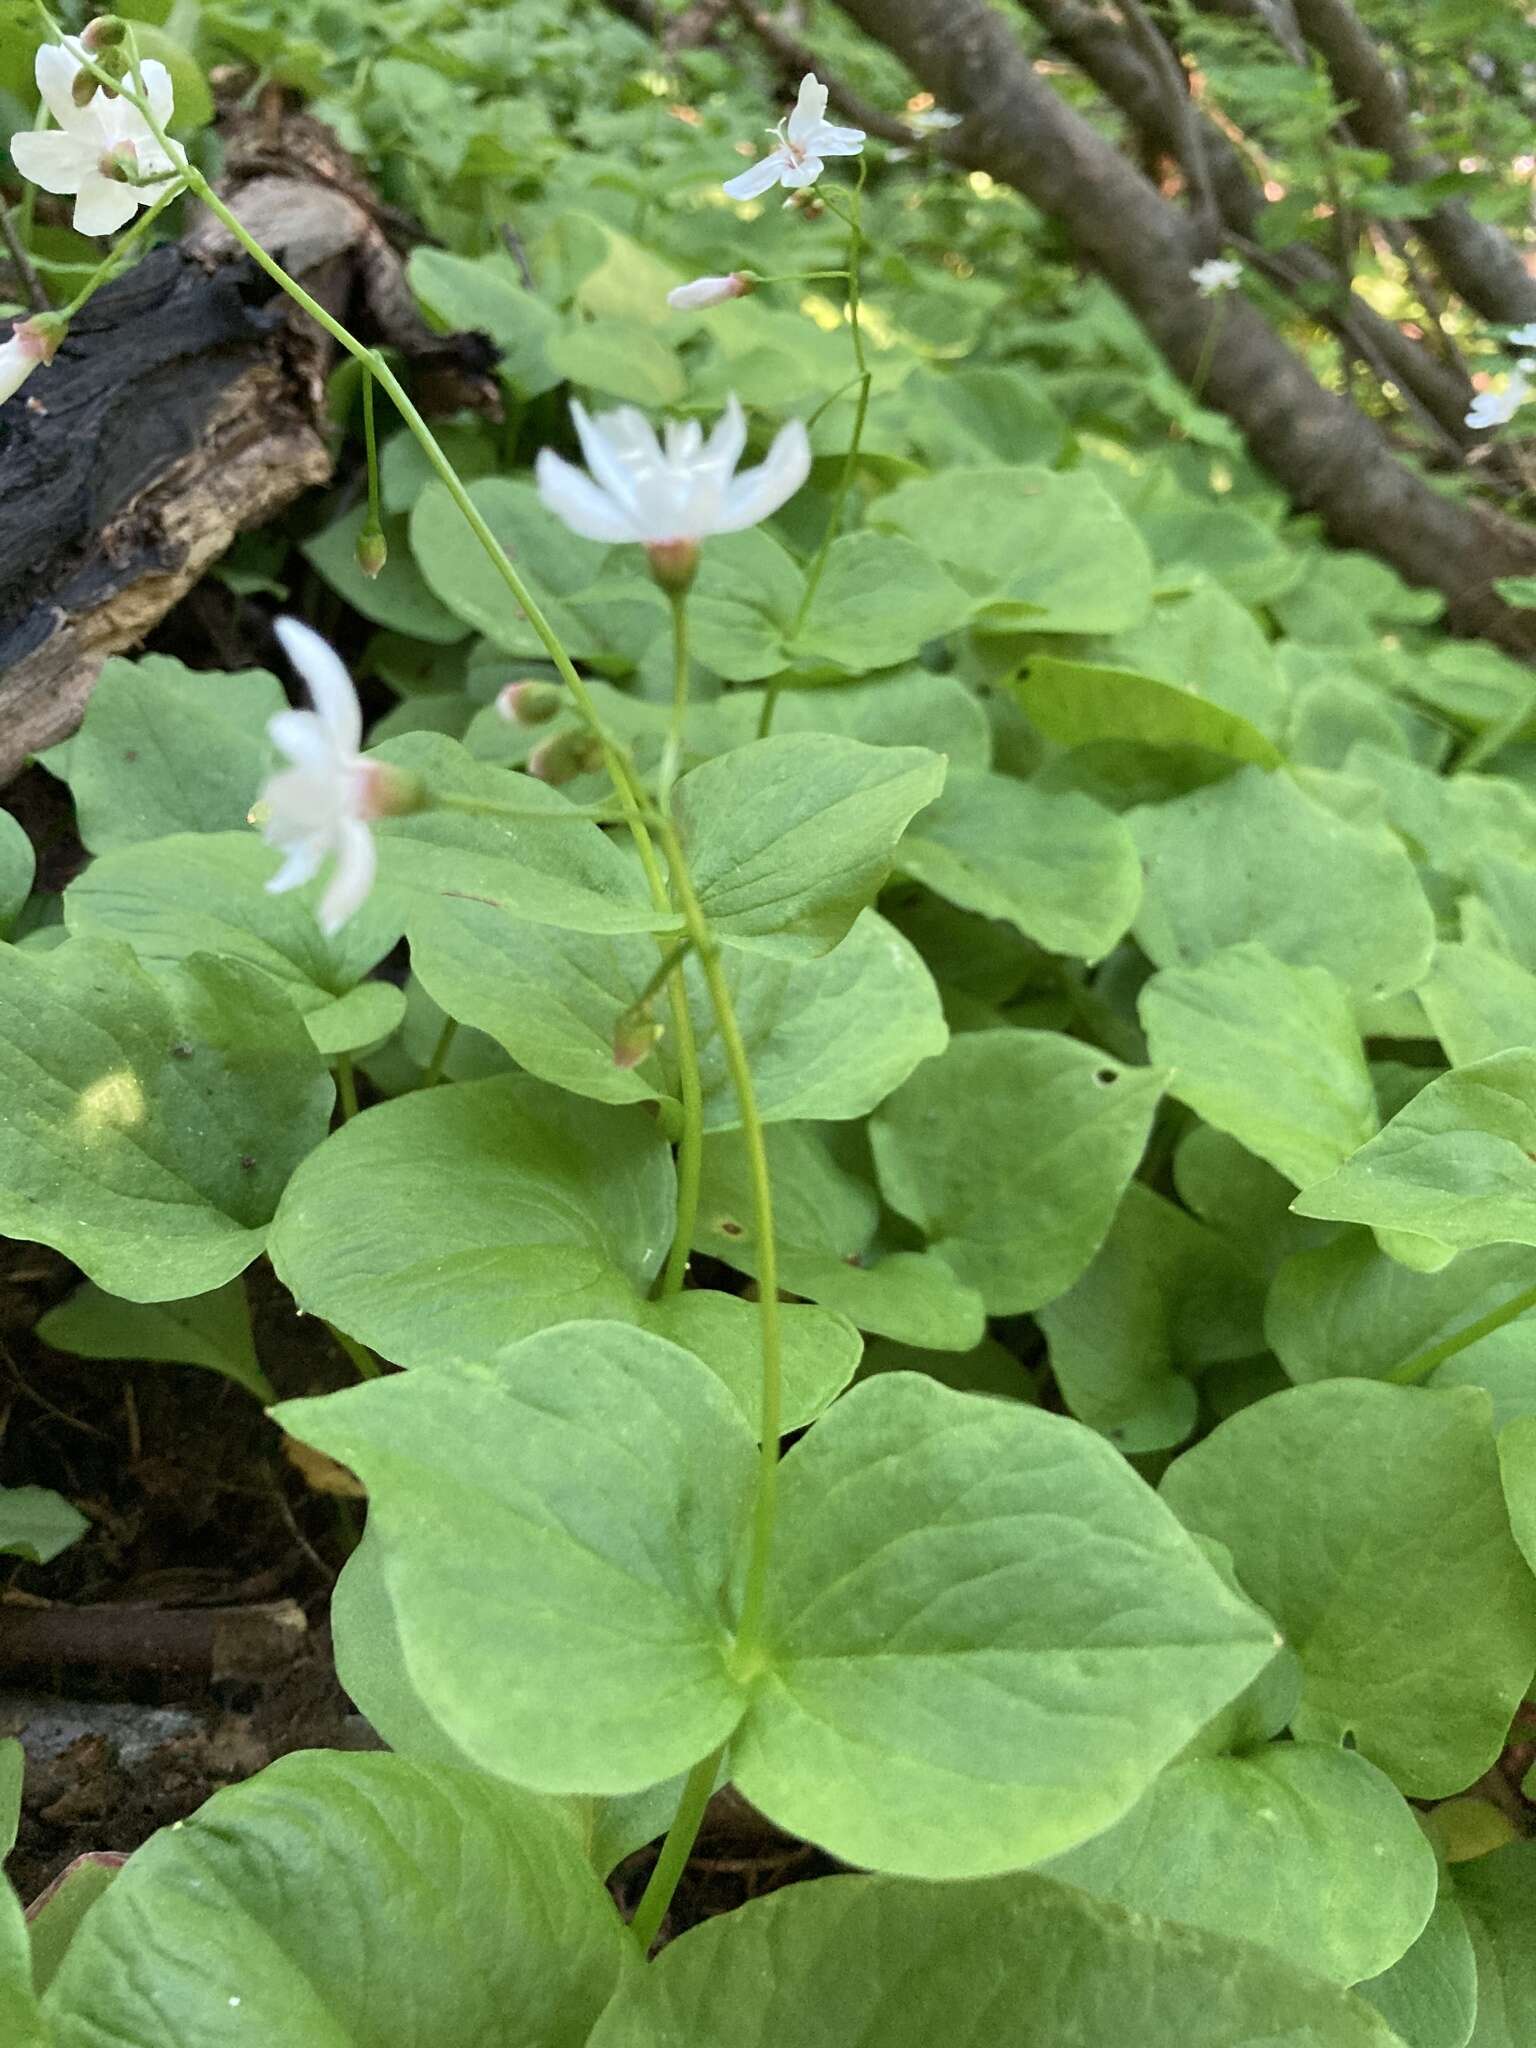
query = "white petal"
xmin=810 ymin=122 xmax=866 ymax=157
xmin=723 ymin=155 xmax=788 ymax=201
xmin=72 ymin=174 xmax=141 ymax=238
xmin=535 ymin=448 xmax=642 ymax=542
xmin=34 ymin=41 xmax=92 ymax=133
xmin=1508 ymin=323 xmax=1536 ymax=349
xmin=703 ymin=393 xmax=748 ymax=482
xmin=779 ymin=156 xmax=824 ymax=191
xmin=273 ymin=616 xmax=363 ymax=752
xmin=9 ymin=129 xmax=99 ymax=197
xmin=261 ymin=764 xmax=350 ymax=840
xmin=0 ymin=337 xmax=36 ymax=406
xmin=571 ymin=398 xmax=658 ymax=516
xmin=667 ymin=275 xmax=739 ymax=310
xmin=141 ymin=58 xmax=175 ymax=132
xmin=265 ymin=839 xmax=328 ymax=896
xmin=318 ymin=820 xmax=377 ymax=935
xmin=786 ymin=74 xmax=829 ymax=147
xmin=268 ymin=708 xmax=346 ymax=775
xmin=715 ymin=417 xmax=811 ymax=534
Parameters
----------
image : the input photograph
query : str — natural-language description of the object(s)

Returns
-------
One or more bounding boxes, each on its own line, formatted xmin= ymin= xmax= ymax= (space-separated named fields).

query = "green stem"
xmin=1456 ymin=686 xmax=1536 ymax=774
xmin=56 ymin=178 xmax=186 ymax=318
xmin=421 ymin=1014 xmax=459 ymax=1089
xmin=657 ymin=819 xmax=782 ymax=1657
xmin=1188 ymin=296 xmax=1227 ymax=410
xmin=433 ymin=792 xmax=634 ymax=824
xmin=335 ymin=1052 xmax=360 ymax=1121
xmin=361 ymin=366 xmax=383 ymax=536
xmin=628 ymin=1743 xmax=724 ymax=1953
xmin=1386 ymin=1282 xmax=1536 ymax=1386
xmin=326 ymin=1321 xmax=381 ymax=1381
xmin=660 ymin=594 xmax=704 ymax=1298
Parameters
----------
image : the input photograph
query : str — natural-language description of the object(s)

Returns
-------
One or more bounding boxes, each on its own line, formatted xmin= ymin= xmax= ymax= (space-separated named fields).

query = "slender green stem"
xmin=629 ymin=1744 xmax=724 ymax=1953
xmin=56 ymin=179 xmax=186 ymax=318
xmin=326 ymin=1321 xmax=382 ymax=1381
xmin=433 ymin=792 xmax=634 ymax=824
xmin=1188 ymin=297 xmax=1227 ymax=410
xmin=657 ymin=819 xmax=782 ymax=1658
xmin=660 ymin=593 xmax=704 ymax=1298
xmin=421 ymin=1014 xmax=459 ymax=1089
xmin=361 ymin=367 xmax=383 ymax=535
xmin=335 ymin=1053 xmax=360 ymax=1121
xmin=1386 ymin=1282 xmax=1536 ymax=1386
xmin=1456 ymin=686 xmax=1536 ymax=774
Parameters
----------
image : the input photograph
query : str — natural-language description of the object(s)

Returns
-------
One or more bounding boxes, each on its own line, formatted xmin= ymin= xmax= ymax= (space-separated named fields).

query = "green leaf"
xmin=1419 ymin=943 xmax=1536 ymax=1065
xmin=1 ymin=1866 xmax=44 ymax=2048
xmin=304 ymin=503 xmax=469 ymax=645
xmin=0 ymin=1483 xmax=88 ymax=1563
xmin=373 ymin=732 xmax=673 ymax=937
xmin=1104 ymin=583 xmax=1288 ymax=736
xmin=790 ymin=533 xmax=973 ymax=673
xmin=546 ymin=318 xmax=684 ymax=405
xmin=1140 ymin=943 xmax=1378 ymax=1186
xmin=896 ymin=773 xmax=1141 ymax=960
xmin=1291 ymin=1053 xmax=1536 ymax=1262
xmin=1131 ymin=766 xmax=1435 ymax=1001
xmin=409 ymin=477 xmax=611 ymax=658
xmin=53 ymin=655 xmax=288 ymax=854
xmin=1043 ymin=1741 xmax=1437 ymax=1985
xmin=1 ymin=1738 xmax=19 ymax=1857
xmin=731 ymin=1372 xmax=1278 ymax=1876
xmin=409 ymin=246 xmax=562 ymax=397
xmin=1497 ymin=1413 xmax=1536 ymax=1583
xmin=0 ymin=940 xmax=331 ymax=1299
xmin=278 ymin=1325 xmax=755 ymax=1792
xmin=694 ymin=1124 xmax=987 ymax=1351
xmin=687 ymin=530 xmax=803 ymax=683
xmin=1011 ymin=655 xmax=1284 ymax=769
xmin=408 ymin=904 xmax=946 ymax=1127
xmin=1268 ymin=1233 xmax=1536 ymax=1418
xmin=40 ymin=1752 xmax=631 ymax=2046
xmin=636 ymin=1292 xmax=859 ymax=1436
xmin=869 ymin=1029 xmax=1166 ymax=1314
xmin=26 ymin=1853 xmax=125 ymax=1997
xmin=1449 ymin=1841 xmax=1536 ymax=2048
xmin=589 ymin=1872 xmax=1405 ymax=2047
xmin=1358 ymin=1893 xmax=1478 ymax=2048
xmin=270 ymin=1076 xmax=674 ymax=1367
xmin=64 ymin=833 xmax=407 ymax=1057
xmin=0 ymin=811 xmax=34 ymax=936
xmin=1174 ymin=1122 xmax=1338 ymax=1277
xmin=1161 ymin=1380 xmax=1536 ymax=1795
xmin=721 ymin=668 xmax=992 ymax=771
xmin=872 ymin=466 xmax=1154 ymax=635
xmin=674 ymin=734 xmax=945 ymax=958
xmin=1037 ymin=1181 xmax=1264 ymax=1452
xmin=37 ymin=1279 xmax=272 ymax=1403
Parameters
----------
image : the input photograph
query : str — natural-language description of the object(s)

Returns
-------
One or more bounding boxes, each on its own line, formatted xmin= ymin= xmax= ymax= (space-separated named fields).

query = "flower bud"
xmin=528 ymin=730 xmax=604 ymax=785
xmin=82 ymin=15 xmax=128 ymax=50
xmin=98 ymin=139 xmax=138 ymax=181
xmin=0 ymin=314 xmax=66 ymax=406
xmin=666 ymin=272 xmax=755 ymax=312
xmin=645 ymin=538 xmax=700 ymax=596
xmin=612 ymin=1002 xmax=664 ymax=1070
xmin=495 ymin=680 xmax=562 ymax=726
xmin=355 ymin=521 xmax=388 ymax=580
xmin=356 ymin=762 xmax=427 ymax=820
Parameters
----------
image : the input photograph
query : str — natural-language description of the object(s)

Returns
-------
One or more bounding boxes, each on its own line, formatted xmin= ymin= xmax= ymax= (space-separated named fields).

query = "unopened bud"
xmin=613 ymin=1003 xmax=663 ymax=1070
xmin=528 ymin=730 xmax=604 ymax=785
xmin=355 ymin=522 xmax=387 ymax=580
xmin=98 ymin=139 xmax=138 ymax=181
xmin=357 ymin=763 xmax=427 ymax=820
xmin=16 ymin=313 xmax=66 ymax=365
xmin=496 ymin=680 xmax=562 ymax=726
xmin=645 ymin=538 xmax=700 ymax=596
xmin=82 ymin=15 xmax=128 ymax=50
xmin=786 ymin=190 xmax=824 ymax=219
xmin=666 ymin=272 xmax=755 ymax=312
xmin=73 ymin=65 xmax=101 ymax=106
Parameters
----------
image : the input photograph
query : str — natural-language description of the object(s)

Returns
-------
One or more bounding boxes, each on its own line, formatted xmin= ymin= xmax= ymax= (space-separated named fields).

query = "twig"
xmin=0 ymin=202 xmax=49 ymax=312
xmin=1116 ymin=0 xmax=1221 ymax=235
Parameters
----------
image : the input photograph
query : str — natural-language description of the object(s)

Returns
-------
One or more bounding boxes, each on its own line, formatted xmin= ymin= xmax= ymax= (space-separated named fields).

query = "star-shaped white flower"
xmin=257 ymin=619 xmax=389 ymax=936
xmin=723 ymin=73 xmax=865 ymax=201
xmin=10 ymin=41 xmax=183 ymax=238
xmin=1466 ymin=362 xmax=1533 ymax=432
xmin=1191 ymin=257 xmax=1243 ymax=297
xmin=536 ymin=395 xmax=811 ymax=560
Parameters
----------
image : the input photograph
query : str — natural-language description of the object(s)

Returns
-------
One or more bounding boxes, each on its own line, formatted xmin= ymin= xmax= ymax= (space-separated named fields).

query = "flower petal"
xmin=274 ymin=616 xmax=363 ymax=753
xmin=786 ymin=74 xmax=829 ymax=148
xmin=572 ymin=399 xmax=660 ymax=518
xmin=268 ymin=708 xmax=345 ymax=776
xmin=34 ymin=41 xmax=91 ymax=132
xmin=715 ymin=417 xmax=811 ymax=533
xmin=9 ymin=129 xmax=99 ymax=198
xmin=779 ymin=156 xmax=824 ymax=190
xmin=535 ymin=448 xmax=642 ymax=542
xmin=72 ymin=175 xmax=141 ymax=238
xmin=318 ymin=820 xmax=378 ymax=935
xmin=703 ymin=393 xmax=748 ymax=483
xmin=141 ymin=58 xmax=175 ymax=132
xmin=811 ymin=122 xmax=866 ymax=156
xmin=265 ymin=838 xmax=327 ymax=896
xmin=723 ymin=154 xmax=788 ymax=201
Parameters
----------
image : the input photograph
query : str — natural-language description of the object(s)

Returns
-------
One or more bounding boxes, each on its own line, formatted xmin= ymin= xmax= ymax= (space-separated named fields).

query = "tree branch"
xmin=724 ymin=0 xmax=924 ymax=143
xmin=830 ymin=0 xmax=1536 ymax=658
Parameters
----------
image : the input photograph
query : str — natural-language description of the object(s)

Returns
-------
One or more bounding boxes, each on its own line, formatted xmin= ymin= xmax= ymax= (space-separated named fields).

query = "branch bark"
xmin=831 ymin=0 xmax=1536 ymax=657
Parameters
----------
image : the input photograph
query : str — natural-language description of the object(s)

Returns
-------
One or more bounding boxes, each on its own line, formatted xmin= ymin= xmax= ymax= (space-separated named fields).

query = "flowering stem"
xmin=1385 ymin=1282 xmax=1536 ymax=1386
xmin=56 ymin=178 xmax=186 ymax=320
xmin=335 ymin=1053 xmax=360 ymax=1122
xmin=1188 ymin=298 xmax=1227 ymax=410
xmin=432 ymin=792 xmax=635 ymax=824
xmin=660 ymin=593 xmax=705 ymax=1298
xmin=655 ymin=817 xmax=782 ymax=1659
xmin=628 ymin=1742 xmax=725 ymax=1953
xmin=361 ymin=367 xmax=383 ymax=539
xmin=420 ymin=1014 xmax=459 ymax=1089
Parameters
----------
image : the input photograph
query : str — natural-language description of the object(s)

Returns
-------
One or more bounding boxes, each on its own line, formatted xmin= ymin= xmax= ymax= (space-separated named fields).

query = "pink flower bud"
xmin=355 ymin=523 xmax=387 ymax=580
xmin=16 ymin=314 xmax=66 ymax=365
xmin=666 ymin=273 xmax=754 ymax=312
xmin=355 ymin=762 xmax=426 ymax=820
xmin=82 ymin=15 xmax=128 ymax=50
xmin=528 ymin=731 xmax=604 ymax=785
xmin=613 ymin=1004 xmax=664 ymax=1069
xmin=495 ymin=680 xmax=563 ymax=726
xmin=645 ymin=538 xmax=700 ymax=595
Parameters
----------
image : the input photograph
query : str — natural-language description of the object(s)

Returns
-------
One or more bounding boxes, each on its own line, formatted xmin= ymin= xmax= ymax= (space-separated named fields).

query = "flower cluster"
xmin=1190 ymin=258 xmax=1243 ymax=298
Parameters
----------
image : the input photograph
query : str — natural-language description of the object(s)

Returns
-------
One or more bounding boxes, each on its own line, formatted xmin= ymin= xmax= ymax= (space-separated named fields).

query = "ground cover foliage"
xmin=3 ymin=0 xmax=1536 ymax=2041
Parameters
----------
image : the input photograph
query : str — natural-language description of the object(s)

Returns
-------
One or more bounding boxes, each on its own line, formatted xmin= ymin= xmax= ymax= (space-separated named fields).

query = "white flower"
xmin=1506 ymin=323 xmax=1536 ymax=349
xmin=722 ymin=73 xmax=864 ymax=201
xmin=667 ymin=273 xmax=753 ymax=311
xmin=1191 ymin=257 xmax=1243 ymax=297
xmin=535 ymin=395 xmax=811 ymax=549
xmin=0 ymin=314 xmax=64 ymax=406
xmin=257 ymin=619 xmax=388 ymax=936
xmin=1466 ymin=363 xmax=1533 ymax=431
xmin=906 ymin=107 xmax=961 ymax=134
xmin=10 ymin=40 xmax=183 ymax=238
